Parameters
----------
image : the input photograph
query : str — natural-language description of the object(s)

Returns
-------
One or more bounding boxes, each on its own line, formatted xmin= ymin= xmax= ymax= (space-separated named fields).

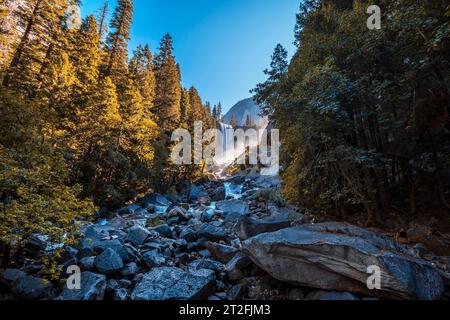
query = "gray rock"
xmin=180 ymin=227 xmax=197 ymax=242
xmin=142 ymin=250 xmax=166 ymax=268
xmin=201 ymin=208 xmax=217 ymax=222
xmin=288 ymin=288 xmax=305 ymax=300
xmin=87 ymin=239 xmax=132 ymax=262
xmin=211 ymin=186 xmax=226 ymax=201
xmin=24 ymin=233 xmax=50 ymax=254
xmin=94 ymin=248 xmax=124 ymax=275
xmin=205 ymin=242 xmax=238 ymax=264
xmin=243 ymin=222 xmax=445 ymax=300
xmin=114 ymin=288 xmax=128 ymax=301
xmin=319 ymin=291 xmax=359 ymax=301
xmin=122 ymin=262 xmax=138 ymax=277
xmin=234 ymin=214 xmax=291 ymax=240
xmin=130 ymin=267 xmax=214 ymax=300
xmin=189 ymin=185 xmax=208 ymax=201
xmin=188 ymin=259 xmax=225 ymax=273
xmin=1 ymin=269 xmax=27 ymax=285
xmin=126 ymin=225 xmax=151 ymax=246
xmin=226 ymin=253 xmax=252 ymax=281
xmin=152 ymin=224 xmax=173 ymax=238
xmin=14 ymin=275 xmax=52 ymax=300
xmin=141 ymin=194 xmax=172 ymax=208
xmin=216 ymin=200 xmax=249 ymax=223
xmin=198 ymin=225 xmax=228 ymax=242
xmin=229 ymin=284 xmax=247 ymax=300
xmin=118 ymin=204 xmax=141 ymax=215
xmin=79 ymin=256 xmax=95 ymax=271
xmin=168 ymin=207 xmax=190 ymax=221
xmin=56 ymin=272 xmax=106 ymax=300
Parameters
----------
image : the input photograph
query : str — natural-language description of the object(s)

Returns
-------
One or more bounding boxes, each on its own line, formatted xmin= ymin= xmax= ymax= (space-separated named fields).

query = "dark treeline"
xmin=253 ymin=0 xmax=449 ymax=226
xmin=0 ymin=0 xmax=215 ymax=243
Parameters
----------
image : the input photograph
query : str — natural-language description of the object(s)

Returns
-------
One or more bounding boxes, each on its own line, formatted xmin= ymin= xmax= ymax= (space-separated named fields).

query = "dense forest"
xmin=253 ymin=0 xmax=449 ymax=226
xmin=0 ymin=0 xmax=215 ymax=243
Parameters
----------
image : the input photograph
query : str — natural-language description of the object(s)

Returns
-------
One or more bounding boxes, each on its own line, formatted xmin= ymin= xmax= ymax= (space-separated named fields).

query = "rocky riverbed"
xmin=1 ymin=173 xmax=449 ymax=301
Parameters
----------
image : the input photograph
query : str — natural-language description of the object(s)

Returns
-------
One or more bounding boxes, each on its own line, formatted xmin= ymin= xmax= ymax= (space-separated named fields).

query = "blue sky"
xmin=80 ymin=0 xmax=299 ymax=113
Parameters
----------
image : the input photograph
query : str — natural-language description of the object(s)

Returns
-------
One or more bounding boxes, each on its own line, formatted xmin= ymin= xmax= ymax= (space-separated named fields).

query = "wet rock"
xmin=205 ymin=242 xmax=238 ymax=264
xmin=243 ymin=222 xmax=445 ymax=300
xmin=94 ymin=248 xmax=124 ymax=275
xmin=216 ymin=200 xmax=249 ymax=223
xmin=234 ymin=214 xmax=291 ymax=240
xmin=131 ymin=267 xmax=215 ymax=300
xmin=56 ymin=272 xmax=106 ymax=300
xmin=226 ymin=254 xmax=252 ymax=281
xmin=126 ymin=225 xmax=151 ymax=246
xmin=142 ymin=250 xmax=166 ymax=268
xmin=152 ymin=224 xmax=173 ymax=238
xmin=198 ymin=225 xmax=228 ymax=242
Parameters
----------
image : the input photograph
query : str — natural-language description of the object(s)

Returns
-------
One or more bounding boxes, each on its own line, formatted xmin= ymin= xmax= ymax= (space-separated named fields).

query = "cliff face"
xmin=0 ymin=0 xmax=81 ymax=58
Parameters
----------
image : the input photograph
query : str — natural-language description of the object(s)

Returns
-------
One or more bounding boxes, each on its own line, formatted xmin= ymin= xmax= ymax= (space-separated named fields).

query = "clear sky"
xmin=80 ymin=0 xmax=299 ymax=113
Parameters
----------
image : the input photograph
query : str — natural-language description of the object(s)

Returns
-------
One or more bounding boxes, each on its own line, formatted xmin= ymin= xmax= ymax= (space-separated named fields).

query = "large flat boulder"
xmin=234 ymin=214 xmax=291 ymax=240
xmin=130 ymin=267 xmax=214 ymax=300
xmin=243 ymin=222 xmax=445 ymax=300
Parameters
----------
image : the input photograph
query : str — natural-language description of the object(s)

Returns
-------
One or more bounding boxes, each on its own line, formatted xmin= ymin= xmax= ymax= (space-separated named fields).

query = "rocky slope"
xmin=0 ymin=173 xmax=449 ymax=301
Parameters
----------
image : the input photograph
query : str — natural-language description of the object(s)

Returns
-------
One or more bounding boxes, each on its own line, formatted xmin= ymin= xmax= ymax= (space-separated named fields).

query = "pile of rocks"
xmin=0 ymin=174 xmax=449 ymax=301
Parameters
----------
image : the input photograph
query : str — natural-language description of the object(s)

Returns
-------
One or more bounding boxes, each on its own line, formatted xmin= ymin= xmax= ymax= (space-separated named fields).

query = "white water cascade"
xmin=216 ymin=122 xmax=235 ymax=165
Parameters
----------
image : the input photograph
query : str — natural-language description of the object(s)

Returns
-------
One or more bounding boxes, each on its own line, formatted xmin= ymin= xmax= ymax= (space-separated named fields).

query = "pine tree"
xmin=188 ymin=86 xmax=204 ymax=127
xmin=72 ymin=15 xmax=100 ymax=104
xmin=180 ymin=87 xmax=191 ymax=128
xmin=153 ymin=33 xmax=181 ymax=133
xmin=104 ymin=0 xmax=133 ymax=83
xmin=96 ymin=1 xmax=109 ymax=43
xmin=129 ymin=44 xmax=156 ymax=112
xmin=217 ymin=102 xmax=223 ymax=121
xmin=2 ymin=0 xmax=71 ymax=94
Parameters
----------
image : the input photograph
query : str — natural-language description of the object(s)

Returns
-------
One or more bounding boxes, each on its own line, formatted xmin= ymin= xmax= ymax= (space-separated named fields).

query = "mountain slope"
xmin=223 ymin=98 xmax=268 ymax=127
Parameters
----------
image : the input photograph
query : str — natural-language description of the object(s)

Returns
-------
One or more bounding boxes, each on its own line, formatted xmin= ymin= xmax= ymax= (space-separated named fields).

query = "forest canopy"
xmin=253 ymin=0 xmax=449 ymax=226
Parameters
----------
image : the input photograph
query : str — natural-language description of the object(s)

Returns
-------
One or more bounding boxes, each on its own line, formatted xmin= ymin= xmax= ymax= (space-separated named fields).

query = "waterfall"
xmin=217 ymin=122 xmax=234 ymax=165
